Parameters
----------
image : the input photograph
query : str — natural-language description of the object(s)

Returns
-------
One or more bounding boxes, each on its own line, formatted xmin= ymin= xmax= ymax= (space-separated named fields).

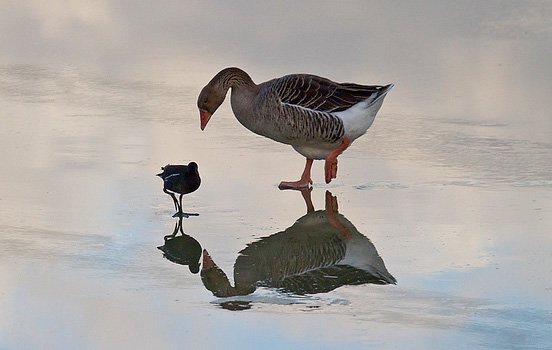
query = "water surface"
xmin=1 ymin=2 xmax=552 ymax=349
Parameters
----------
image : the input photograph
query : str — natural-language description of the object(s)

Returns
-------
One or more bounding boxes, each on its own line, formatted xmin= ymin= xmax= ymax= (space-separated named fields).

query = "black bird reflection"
xmin=157 ymin=162 xmax=201 ymax=217
xmin=158 ymin=216 xmax=202 ymax=274
xmin=201 ymin=190 xmax=396 ymax=298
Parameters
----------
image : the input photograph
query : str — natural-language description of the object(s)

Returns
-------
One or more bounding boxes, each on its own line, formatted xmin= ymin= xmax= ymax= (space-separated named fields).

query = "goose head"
xmin=200 ymin=250 xmax=255 ymax=297
xmin=197 ymin=82 xmax=226 ymax=131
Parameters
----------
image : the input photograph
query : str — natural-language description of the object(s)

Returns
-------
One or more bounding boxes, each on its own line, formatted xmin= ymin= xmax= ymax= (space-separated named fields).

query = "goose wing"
xmin=262 ymin=74 xmax=389 ymax=143
xmin=273 ymin=74 xmax=388 ymax=113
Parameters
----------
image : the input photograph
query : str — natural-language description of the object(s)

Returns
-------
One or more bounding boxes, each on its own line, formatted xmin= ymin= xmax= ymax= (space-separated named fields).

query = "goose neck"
xmin=217 ymin=67 xmax=256 ymax=91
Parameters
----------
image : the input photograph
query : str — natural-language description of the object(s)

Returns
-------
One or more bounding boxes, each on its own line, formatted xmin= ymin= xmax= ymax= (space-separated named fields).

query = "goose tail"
xmin=367 ymin=83 xmax=394 ymax=107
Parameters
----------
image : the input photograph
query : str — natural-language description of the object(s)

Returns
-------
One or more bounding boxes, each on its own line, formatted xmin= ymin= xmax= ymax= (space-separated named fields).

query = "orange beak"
xmin=200 ymin=110 xmax=212 ymax=131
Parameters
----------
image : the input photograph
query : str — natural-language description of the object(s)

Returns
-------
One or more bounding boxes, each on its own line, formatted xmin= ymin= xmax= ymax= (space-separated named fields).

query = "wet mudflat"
xmin=1 ymin=2 xmax=552 ymax=349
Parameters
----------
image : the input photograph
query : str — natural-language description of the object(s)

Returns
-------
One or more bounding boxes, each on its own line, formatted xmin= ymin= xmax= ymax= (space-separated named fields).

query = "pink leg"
xmin=324 ymin=137 xmax=352 ymax=184
xmin=300 ymin=188 xmax=315 ymax=213
xmin=279 ymin=158 xmax=313 ymax=190
xmin=325 ymin=191 xmax=352 ymax=240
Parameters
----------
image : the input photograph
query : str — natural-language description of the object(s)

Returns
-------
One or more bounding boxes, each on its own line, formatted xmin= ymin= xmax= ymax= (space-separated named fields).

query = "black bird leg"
xmin=164 ymin=220 xmax=180 ymax=240
xmin=176 ymin=216 xmax=184 ymax=234
xmin=163 ymin=188 xmax=180 ymax=212
xmin=172 ymin=193 xmax=199 ymax=218
xmin=178 ymin=193 xmax=184 ymax=214
xmin=171 ymin=193 xmax=179 ymax=212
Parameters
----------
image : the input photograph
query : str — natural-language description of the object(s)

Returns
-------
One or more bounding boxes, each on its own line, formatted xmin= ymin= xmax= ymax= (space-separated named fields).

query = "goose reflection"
xmin=201 ymin=190 xmax=396 ymax=298
xmin=158 ymin=216 xmax=202 ymax=274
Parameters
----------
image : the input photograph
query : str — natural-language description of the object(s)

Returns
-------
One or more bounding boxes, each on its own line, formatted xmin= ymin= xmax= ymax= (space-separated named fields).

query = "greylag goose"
xmin=157 ymin=162 xmax=201 ymax=217
xmin=200 ymin=190 xmax=396 ymax=298
xmin=197 ymin=68 xmax=393 ymax=189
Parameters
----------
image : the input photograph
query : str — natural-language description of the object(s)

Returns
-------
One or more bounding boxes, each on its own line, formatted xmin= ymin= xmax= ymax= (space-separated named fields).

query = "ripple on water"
xmin=354 ymin=182 xmax=408 ymax=190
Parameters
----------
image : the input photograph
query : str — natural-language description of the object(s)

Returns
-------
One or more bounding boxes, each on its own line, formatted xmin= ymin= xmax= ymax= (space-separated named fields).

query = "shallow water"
xmin=1 ymin=2 xmax=552 ymax=349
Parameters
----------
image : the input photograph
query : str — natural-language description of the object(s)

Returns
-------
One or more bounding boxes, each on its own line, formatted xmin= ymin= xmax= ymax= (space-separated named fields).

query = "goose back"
xmin=230 ymin=73 xmax=392 ymax=154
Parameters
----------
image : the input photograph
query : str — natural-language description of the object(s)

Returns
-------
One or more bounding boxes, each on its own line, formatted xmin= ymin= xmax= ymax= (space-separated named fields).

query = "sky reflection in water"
xmin=1 ymin=1 xmax=552 ymax=349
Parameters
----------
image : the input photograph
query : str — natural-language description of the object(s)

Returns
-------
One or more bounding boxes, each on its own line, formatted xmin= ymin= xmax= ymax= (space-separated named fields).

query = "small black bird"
xmin=157 ymin=162 xmax=201 ymax=217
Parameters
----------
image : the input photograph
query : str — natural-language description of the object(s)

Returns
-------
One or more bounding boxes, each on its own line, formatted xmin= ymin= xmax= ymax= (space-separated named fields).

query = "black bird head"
xmin=188 ymin=162 xmax=198 ymax=171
